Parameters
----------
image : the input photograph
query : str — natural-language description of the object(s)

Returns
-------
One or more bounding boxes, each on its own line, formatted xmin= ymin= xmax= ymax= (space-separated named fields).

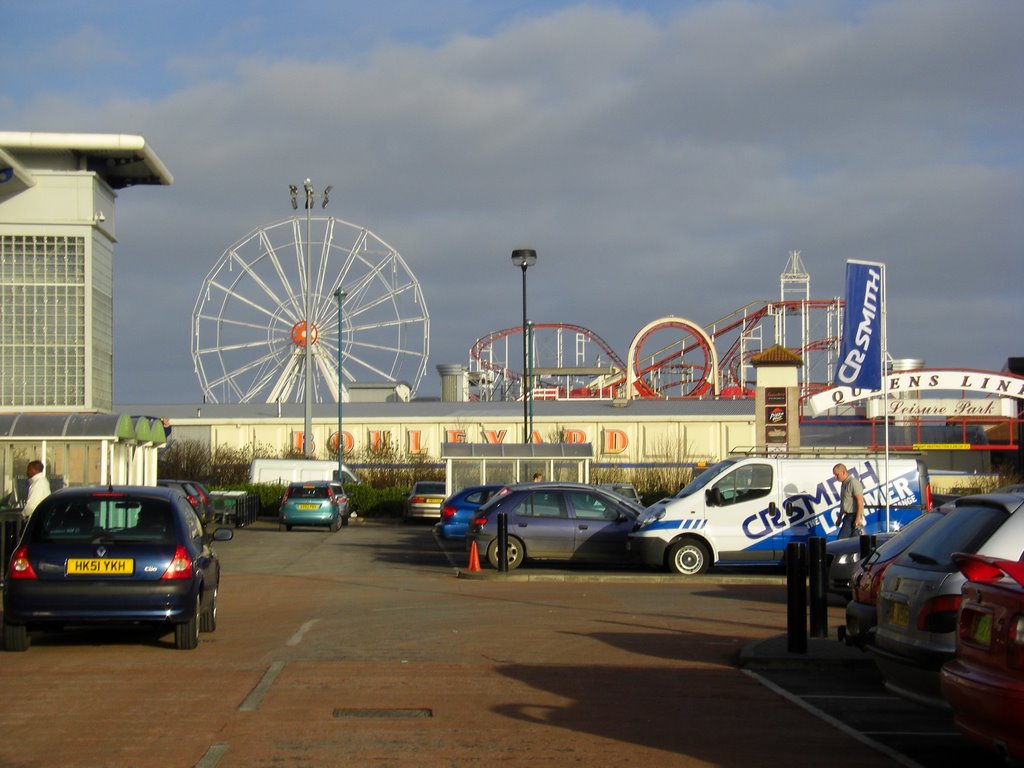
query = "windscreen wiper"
xmin=907 ymin=550 xmax=939 ymax=565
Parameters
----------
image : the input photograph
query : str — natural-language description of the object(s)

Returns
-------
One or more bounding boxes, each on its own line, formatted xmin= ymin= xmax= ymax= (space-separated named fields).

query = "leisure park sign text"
xmin=806 ymin=369 xmax=1024 ymax=417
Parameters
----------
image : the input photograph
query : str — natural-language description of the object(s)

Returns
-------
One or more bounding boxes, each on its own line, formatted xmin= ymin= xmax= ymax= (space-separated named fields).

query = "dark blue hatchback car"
xmin=2 ymin=485 xmax=233 ymax=651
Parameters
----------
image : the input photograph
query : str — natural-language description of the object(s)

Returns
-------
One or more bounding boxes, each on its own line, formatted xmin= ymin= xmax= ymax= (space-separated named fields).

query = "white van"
xmin=629 ymin=456 xmax=930 ymax=575
xmin=248 ymin=458 xmax=360 ymax=486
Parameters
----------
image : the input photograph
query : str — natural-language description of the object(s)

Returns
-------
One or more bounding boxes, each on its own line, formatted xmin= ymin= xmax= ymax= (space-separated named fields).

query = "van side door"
xmin=705 ymin=462 xmax=780 ymax=564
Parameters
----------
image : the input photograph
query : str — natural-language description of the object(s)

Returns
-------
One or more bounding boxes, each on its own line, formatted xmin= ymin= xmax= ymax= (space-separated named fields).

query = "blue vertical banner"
xmin=835 ymin=261 xmax=883 ymax=390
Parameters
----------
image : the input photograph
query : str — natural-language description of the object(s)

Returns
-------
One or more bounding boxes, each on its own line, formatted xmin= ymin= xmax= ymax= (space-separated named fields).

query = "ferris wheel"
xmin=192 ymin=216 xmax=429 ymax=404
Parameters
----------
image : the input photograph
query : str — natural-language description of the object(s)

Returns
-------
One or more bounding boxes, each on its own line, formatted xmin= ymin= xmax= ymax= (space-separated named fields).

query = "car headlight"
xmin=638 ymin=508 xmax=666 ymax=528
xmin=837 ymin=551 xmax=861 ymax=565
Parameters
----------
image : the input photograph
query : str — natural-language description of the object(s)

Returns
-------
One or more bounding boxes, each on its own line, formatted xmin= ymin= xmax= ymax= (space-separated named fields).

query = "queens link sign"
xmin=835 ymin=261 xmax=883 ymax=390
xmin=807 ymin=369 xmax=1024 ymax=416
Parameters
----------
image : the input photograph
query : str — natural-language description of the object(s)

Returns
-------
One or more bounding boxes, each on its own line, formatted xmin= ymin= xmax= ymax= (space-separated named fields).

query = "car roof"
xmin=46 ymin=485 xmax=180 ymax=501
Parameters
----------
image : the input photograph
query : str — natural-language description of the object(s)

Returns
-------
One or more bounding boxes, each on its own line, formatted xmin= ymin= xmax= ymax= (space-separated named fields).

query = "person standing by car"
xmin=22 ymin=460 xmax=51 ymax=521
xmin=832 ymin=463 xmax=865 ymax=539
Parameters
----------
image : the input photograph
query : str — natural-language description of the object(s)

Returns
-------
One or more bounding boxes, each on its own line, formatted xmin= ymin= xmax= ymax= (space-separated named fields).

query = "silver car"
xmin=869 ymin=491 xmax=1024 ymax=708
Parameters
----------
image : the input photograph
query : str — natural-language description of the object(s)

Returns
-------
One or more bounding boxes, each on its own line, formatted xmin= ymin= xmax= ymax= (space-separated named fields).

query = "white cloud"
xmin=6 ymin=0 xmax=1022 ymax=401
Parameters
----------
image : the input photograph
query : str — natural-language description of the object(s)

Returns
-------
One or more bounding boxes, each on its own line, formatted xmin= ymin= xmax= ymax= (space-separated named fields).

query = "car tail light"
xmin=161 ymin=546 xmax=194 ymax=580
xmin=867 ymin=563 xmax=890 ymax=604
xmin=1009 ymin=615 xmax=1024 ymax=670
xmin=471 ymin=514 xmax=489 ymax=527
xmin=410 ymin=495 xmax=426 ymax=504
xmin=7 ymin=546 xmax=37 ymax=580
xmin=441 ymin=505 xmax=456 ymax=520
xmin=924 ymin=483 xmax=932 ymax=511
xmin=916 ymin=594 xmax=961 ymax=633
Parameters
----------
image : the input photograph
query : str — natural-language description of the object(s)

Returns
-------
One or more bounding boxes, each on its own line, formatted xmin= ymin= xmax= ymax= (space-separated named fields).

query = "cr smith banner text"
xmin=835 ymin=261 xmax=884 ymax=391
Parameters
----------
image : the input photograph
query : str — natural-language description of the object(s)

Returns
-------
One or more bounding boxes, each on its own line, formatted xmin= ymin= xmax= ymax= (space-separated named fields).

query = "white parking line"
xmin=743 ymin=669 xmax=929 ymax=768
xmin=238 ymin=660 xmax=286 ymax=712
xmin=287 ymin=618 xmax=319 ymax=646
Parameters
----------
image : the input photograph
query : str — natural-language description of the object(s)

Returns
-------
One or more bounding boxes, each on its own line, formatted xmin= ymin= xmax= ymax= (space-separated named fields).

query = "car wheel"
xmin=2 ymin=618 xmax=29 ymax=652
xmin=175 ymin=596 xmax=200 ymax=650
xmin=341 ymin=515 xmax=350 ymax=527
xmin=486 ymin=536 xmax=524 ymax=570
xmin=667 ymin=539 xmax=710 ymax=575
xmin=199 ymin=587 xmax=218 ymax=633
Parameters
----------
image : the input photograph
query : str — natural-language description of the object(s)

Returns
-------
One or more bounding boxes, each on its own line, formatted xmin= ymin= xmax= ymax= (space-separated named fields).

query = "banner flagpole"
xmin=880 ymin=264 xmax=890 ymax=530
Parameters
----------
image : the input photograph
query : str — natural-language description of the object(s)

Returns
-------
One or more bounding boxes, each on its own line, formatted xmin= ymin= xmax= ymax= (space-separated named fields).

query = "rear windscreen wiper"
xmin=907 ymin=550 xmax=939 ymax=565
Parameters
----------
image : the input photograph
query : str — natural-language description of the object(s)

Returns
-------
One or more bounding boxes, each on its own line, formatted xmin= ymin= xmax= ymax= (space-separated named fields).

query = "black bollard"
xmin=859 ymin=533 xmax=877 ymax=560
xmin=786 ymin=541 xmax=808 ymax=653
xmin=808 ymin=537 xmax=828 ymax=639
xmin=497 ymin=511 xmax=509 ymax=573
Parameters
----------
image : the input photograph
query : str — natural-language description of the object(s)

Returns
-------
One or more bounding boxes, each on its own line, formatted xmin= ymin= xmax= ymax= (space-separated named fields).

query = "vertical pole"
xmin=335 ymin=289 xmax=346 ymax=481
xmin=521 ymin=265 xmax=529 ymax=444
xmin=303 ymin=186 xmax=314 ymax=458
xmin=786 ymin=541 xmax=808 ymax=653
xmin=527 ymin=319 xmax=534 ymax=442
xmin=497 ymin=511 xmax=509 ymax=573
xmin=808 ymin=537 xmax=828 ymax=639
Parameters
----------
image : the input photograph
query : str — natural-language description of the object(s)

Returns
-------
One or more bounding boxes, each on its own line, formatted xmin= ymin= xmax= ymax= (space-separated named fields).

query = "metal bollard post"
xmin=497 ymin=511 xmax=509 ymax=573
xmin=859 ymin=533 xmax=877 ymax=560
xmin=786 ymin=541 xmax=808 ymax=653
xmin=808 ymin=537 xmax=828 ymax=639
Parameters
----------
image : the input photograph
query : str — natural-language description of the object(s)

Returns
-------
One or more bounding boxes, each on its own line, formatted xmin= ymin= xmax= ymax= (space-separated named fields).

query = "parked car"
xmin=468 ymin=482 xmax=644 ymax=570
xmin=157 ymin=479 xmax=214 ymax=525
xmin=940 ymin=552 xmax=1024 ymax=763
xmin=278 ymin=481 xmax=344 ymax=531
xmin=830 ymin=495 xmax=960 ymax=599
xmin=2 ymin=485 xmax=233 ymax=651
xmin=329 ymin=481 xmax=353 ymax=526
xmin=596 ymin=482 xmax=642 ymax=505
xmin=435 ymin=484 xmax=504 ymax=539
xmin=404 ymin=481 xmax=447 ymax=523
xmin=826 ymin=532 xmax=896 ymax=598
xmin=869 ymin=491 xmax=1024 ymax=707
xmin=842 ymin=504 xmax=955 ymax=648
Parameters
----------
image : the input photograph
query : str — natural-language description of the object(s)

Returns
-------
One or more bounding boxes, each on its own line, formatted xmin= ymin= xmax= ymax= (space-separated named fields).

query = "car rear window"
xmin=897 ymin=503 xmax=1009 ymax=570
xmin=30 ymin=496 xmax=174 ymax=542
xmin=415 ymin=483 xmax=446 ymax=495
xmin=290 ymin=485 xmax=329 ymax=499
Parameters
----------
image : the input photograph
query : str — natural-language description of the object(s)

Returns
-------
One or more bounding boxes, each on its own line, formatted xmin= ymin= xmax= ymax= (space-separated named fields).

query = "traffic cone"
xmin=466 ymin=540 xmax=481 ymax=572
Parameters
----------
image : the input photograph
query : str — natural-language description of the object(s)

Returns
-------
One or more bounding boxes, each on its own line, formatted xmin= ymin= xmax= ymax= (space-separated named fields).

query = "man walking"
xmin=23 ymin=460 xmax=51 ymax=520
xmin=832 ymin=463 xmax=865 ymax=539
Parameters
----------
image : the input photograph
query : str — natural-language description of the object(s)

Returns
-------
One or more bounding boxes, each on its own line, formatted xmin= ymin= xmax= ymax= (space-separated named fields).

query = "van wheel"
xmin=667 ymin=540 xmax=709 ymax=575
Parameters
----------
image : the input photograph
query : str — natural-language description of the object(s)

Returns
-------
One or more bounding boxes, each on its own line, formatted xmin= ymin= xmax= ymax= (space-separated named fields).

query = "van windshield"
xmin=674 ymin=459 xmax=740 ymax=499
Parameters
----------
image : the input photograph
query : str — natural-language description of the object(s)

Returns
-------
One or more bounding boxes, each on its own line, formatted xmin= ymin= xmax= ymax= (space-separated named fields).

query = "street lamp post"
xmin=510 ymin=249 xmax=537 ymax=444
xmin=526 ymin=318 xmax=535 ymax=441
xmin=289 ymin=179 xmax=332 ymax=458
xmin=334 ymin=288 xmax=347 ymax=481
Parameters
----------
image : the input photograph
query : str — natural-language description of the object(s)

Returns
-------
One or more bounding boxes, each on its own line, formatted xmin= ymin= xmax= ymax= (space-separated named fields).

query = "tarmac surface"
xmin=0 ymin=519 xmax=1004 ymax=767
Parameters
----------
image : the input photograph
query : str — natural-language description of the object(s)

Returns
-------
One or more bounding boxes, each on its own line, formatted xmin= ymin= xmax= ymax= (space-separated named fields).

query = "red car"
xmin=940 ymin=553 xmax=1024 ymax=763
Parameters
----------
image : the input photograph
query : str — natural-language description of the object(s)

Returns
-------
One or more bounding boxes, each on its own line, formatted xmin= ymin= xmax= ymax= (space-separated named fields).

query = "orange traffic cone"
xmin=466 ymin=540 xmax=481 ymax=572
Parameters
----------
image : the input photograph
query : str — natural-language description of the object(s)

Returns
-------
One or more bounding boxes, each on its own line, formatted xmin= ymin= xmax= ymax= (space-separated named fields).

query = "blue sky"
xmin=3 ymin=0 xmax=1022 ymax=403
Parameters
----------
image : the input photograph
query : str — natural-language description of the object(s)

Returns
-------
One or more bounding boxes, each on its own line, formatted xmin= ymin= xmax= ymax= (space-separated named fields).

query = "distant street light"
xmin=291 ymin=179 xmax=331 ymax=458
xmin=510 ymin=249 xmax=537 ymax=443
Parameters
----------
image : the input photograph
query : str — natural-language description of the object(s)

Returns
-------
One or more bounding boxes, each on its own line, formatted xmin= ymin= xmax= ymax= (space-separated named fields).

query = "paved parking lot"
xmin=0 ymin=519 xmax=1004 ymax=767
